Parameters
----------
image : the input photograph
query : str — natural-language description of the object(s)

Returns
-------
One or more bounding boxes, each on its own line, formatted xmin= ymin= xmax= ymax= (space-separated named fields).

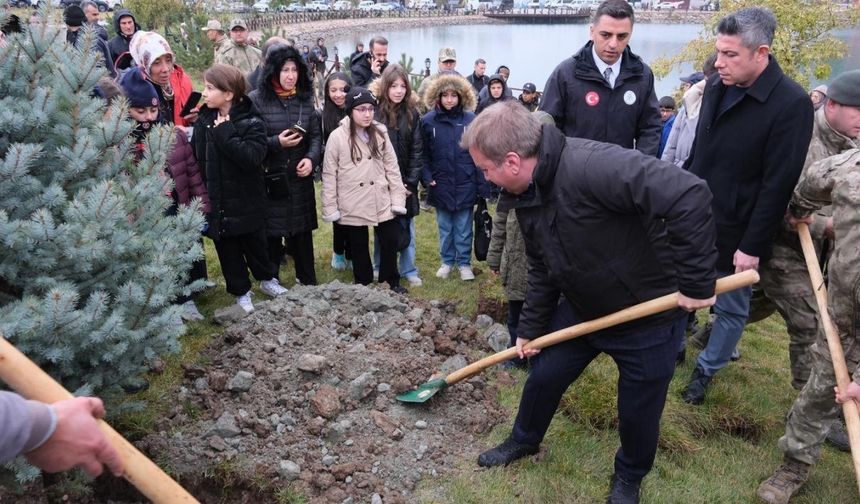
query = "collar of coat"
xmin=572 ymin=41 xmax=645 ymax=83
xmin=707 ymin=54 xmax=785 ymax=104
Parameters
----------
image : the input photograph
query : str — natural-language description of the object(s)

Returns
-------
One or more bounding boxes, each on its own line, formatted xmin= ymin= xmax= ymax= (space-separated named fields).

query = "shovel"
xmin=397 ymin=270 xmax=759 ymax=403
xmin=0 ymin=336 xmax=199 ymax=504
xmin=796 ymin=223 xmax=860 ymax=495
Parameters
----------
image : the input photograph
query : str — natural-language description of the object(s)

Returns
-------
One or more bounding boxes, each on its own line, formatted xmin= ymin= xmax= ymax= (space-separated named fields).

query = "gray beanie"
xmin=828 ymin=70 xmax=860 ymax=107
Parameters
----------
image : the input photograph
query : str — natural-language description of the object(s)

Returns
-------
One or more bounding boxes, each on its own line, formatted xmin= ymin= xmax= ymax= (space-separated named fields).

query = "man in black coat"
xmin=462 ymin=101 xmax=718 ymax=503
xmin=681 ymin=7 xmax=814 ymax=405
xmin=349 ymin=35 xmax=389 ymax=88
xmin=107 ymin=9 xmax=140 ymax=72
xmin=540 ymin=0 xmax=661 ymax=155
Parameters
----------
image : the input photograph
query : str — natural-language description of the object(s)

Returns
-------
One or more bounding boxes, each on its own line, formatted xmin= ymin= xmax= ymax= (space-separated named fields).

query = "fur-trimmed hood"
xmin=422 ymin=74 xmax=476 ymax=112
xmin=368 ymin=78 xmax=421 ymax=110
xmin=258 ymin=45 xmax=314 ymax=101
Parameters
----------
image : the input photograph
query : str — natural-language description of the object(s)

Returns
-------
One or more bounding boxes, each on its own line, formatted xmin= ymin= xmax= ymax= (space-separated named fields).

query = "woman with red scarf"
xmin=249 ymin=46 xmax=322 ymax=287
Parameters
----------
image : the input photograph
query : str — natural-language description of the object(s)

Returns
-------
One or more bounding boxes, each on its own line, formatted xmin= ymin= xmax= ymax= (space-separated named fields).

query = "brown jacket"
xmin=321 ymin=117 xmax=407 ymax=226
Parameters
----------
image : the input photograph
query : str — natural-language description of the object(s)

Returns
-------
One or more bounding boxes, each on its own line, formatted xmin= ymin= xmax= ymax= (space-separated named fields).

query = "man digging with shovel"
xmin=461 ymin=101 xmax=719 ymax=504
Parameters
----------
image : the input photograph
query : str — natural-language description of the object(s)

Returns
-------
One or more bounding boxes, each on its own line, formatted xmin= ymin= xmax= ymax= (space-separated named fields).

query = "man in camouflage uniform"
xmin=757 ymin=72 xmax=860 ymax=504
xmin=759 ymin=69 xmax=860 ymax=390
xmin=214 ymin=19 xmax=261 ymax=76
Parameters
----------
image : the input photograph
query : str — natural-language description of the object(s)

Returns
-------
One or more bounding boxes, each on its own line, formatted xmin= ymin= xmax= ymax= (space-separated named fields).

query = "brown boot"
xmin=756 ymin=457 xmax=812 ymax=503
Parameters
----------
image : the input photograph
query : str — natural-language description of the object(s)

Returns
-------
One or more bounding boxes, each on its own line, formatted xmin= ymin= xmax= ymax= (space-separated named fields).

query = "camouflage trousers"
xmin=778 ymin=334 xmax=859 ymax=465
xmin=760 ymin=240 xmax=827 ymax=390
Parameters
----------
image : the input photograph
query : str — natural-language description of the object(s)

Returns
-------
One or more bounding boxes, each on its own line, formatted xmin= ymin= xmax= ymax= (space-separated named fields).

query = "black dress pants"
xmin=268 ymin=230 xmax=317 ymax=286
xmin=332 ymin=221 xmax=351 ymax=260
xmin=511 ymin=300 xmax=684 ymax=483
xmin=213 ymin=228 xmax=271 ymax=296
xmin=342 ymin=219 xmax=400 ymax=287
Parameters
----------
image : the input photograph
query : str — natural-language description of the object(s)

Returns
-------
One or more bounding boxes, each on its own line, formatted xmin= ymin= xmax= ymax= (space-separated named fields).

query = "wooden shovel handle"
xmin=0 ymin=337 xmax=199 ymax=504
xmin=446 ymin=270 xmax=760 ymax=386
xmin=797 ymin=222 xmax=860 ymax=495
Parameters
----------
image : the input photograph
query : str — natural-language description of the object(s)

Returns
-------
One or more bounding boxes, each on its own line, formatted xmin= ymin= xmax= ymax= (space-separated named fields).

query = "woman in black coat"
xmin=192 ymin=64 xmax=285 ymax=313
xmin=249 ymin=46 xmax=322 ymax=286
xmin=369 ymin=64 xmax=424 ymax=286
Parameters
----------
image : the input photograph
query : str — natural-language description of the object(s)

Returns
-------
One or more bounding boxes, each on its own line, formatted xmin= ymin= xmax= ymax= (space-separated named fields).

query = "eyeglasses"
xmin=353 ymin=106 xmax=375 ymax=114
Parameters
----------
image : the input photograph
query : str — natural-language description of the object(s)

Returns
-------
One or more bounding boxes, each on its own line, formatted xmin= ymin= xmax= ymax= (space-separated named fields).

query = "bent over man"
xmin=461 ymin=101 xmax=718 ymax=504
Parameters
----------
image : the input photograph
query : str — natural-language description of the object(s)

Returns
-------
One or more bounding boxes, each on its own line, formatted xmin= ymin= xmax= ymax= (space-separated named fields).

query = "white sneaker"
xmin=459 ymin=265 xmax=475 ymax=281
xmin=260 ymin=278 xmax=287 ymax=298
xmin=180 ymin=300 xmax=204 ymax=321
xmin=373 ymin=270 xmax=379 ymax=282
xmin=236 ymin=292 xmax=254 ymax=313
xmin=436 ymin=264 xmax=452 ymax=279
xmin=407 ymin=276 xmax=423 ymax=287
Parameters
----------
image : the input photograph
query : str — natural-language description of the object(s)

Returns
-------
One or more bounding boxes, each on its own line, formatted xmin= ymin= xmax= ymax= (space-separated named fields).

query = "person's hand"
xmin=278 ymin=130 xmax=303 ymax=148
xmin=25 ymin=397 xmax=123 ymax=478
xmin=296 ymin=158 xmax=313 ymax=177
xmin=429 ymin=180 xmax=437 ymax=187
xmin=516 ymin=337 xmax=540 ymax=360
xmin=825 ymin=217 xmax=834 ymax=239
xmin=182 ymin=111 xmax=199 ymax=124
xmin=677 ymin=293 xmax=716 ymax=312
xmin=733 ymin=249 xmax=759 ymax=273
xmin=404 ymin=185 xmax=412 ymax=196
xmin=213 ymin=113 xmax=230 ymax=127
xmin=371 ymin=57 xmax=384 ymax=75
xmin=835 ymin=381 xmax=860 ymax=409
xmin=786 ymin=210 xmax=813 ymax=230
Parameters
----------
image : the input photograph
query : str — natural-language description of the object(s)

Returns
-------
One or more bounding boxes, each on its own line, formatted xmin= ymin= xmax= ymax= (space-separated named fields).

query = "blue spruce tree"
xmin=0 ymin=19 xmax=204 ymax=403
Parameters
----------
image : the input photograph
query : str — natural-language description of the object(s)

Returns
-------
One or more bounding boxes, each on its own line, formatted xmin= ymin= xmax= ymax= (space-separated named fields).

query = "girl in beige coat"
xmin=321 ymin=87 xmax=408 ymax=291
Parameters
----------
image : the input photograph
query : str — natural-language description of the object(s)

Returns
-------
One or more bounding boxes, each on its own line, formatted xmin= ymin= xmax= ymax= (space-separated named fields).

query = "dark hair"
xmin=376 ymin=64 xmax=415 ymax=131
xmin=475 ymin=58 xmax=486 ymax=66
xmin=204 ymin=64 xmax=246 ymax=97
xmin=261 ymin=37 xmax=288 ymax=61
xmin=322 ymin=71 xmax=352 ymax=143
xmin=716 ymin=7 xmax=776 ymax=49
xmin=348 ymin=113 xmax=384 ymax=165
xmin=703 ymin=52 xmax=717 ymax=77
xmin=593 ymin=0 xmax=634 ymax=24
xmin=259 ymin=45 xmax=313 ymax=100
xmin=369 ymin=35 xmax=388 ymax=51
xmin=496 ymin=65 xmax=509 ymax=73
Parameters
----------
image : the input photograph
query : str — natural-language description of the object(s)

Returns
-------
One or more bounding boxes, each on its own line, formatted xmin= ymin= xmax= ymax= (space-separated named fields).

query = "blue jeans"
xmin=696 ymin=270 xmax=752 ymax=376
xmin=373 ymin=218 xmax=419 ymax=279
xmin=435 ymin=207 xmax=472 ymax=267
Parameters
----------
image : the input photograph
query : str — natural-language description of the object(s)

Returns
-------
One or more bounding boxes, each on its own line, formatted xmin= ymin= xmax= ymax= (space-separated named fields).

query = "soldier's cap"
xmin=522 ymin=82 xmax=537 ymax=93
xmin=202 ymin=20 xmax=223 ymax=32
xmin=828 ymin=70 xmax=860 ymax=107
xmin=680 ymin=71 xmax=705 ymax=85
xmin=229 ymin=19 xmax=248 ymax=31
xmin=438 ymin=47 xmax=457 ymax=62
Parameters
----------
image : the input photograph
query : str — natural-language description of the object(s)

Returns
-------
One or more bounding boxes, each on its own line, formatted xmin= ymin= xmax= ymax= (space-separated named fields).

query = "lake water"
xmin=331 ymin=23 xmax=860 ymax=96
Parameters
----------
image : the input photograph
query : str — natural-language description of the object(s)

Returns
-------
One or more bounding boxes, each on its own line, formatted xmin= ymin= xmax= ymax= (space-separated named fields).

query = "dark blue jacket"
xmin=420 ymin=106 xmax=489 ymax=212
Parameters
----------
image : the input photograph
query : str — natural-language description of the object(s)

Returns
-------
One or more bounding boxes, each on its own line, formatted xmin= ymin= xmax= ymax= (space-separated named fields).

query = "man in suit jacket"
xmin=681 ymin=7 xmax=814 ymax=405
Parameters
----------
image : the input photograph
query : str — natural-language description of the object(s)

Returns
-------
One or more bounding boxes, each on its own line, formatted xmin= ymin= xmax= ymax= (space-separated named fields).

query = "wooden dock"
xmin=483 ymin=10 xmax=591 ymax=23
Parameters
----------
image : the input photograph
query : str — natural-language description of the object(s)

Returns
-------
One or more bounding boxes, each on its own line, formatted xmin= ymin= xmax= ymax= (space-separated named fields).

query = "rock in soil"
xmin=139 ymin=281 xmax=506 ymax=501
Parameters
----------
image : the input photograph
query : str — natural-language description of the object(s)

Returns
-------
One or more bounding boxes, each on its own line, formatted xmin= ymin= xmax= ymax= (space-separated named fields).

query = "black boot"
xmin=607 ymin=473 xmax=640 ymax=504
xmin=826 ymin=419 xmax=850 ymax=452
xmin=681 ymin=365 xmax=712 ymax=405
xmin=477 ymin=437 xmax=539 ymax=467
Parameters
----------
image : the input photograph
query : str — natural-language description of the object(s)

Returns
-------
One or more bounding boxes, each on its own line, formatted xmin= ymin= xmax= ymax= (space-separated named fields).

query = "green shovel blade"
xmin=395 ymin=378 xmax=449 ymax=403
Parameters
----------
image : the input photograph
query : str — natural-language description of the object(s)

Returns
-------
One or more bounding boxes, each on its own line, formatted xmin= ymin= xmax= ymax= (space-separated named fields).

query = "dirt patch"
xmin=137 ymin=281 xmax=508 ymax=503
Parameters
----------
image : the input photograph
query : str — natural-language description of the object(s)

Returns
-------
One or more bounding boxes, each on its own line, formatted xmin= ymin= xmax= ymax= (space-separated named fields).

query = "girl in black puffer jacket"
xmin=249 ymin=46 xmax=322 ymax=287
xmin=192 ymin=64 xmax=286 ymax=313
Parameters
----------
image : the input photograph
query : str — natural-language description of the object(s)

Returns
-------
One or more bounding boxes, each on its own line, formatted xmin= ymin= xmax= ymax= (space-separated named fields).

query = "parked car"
xmin=333 ymin=0 xmax=352 ymax=9
xmin=387 ymin=1 xmax=406 ymax=11
xmin=357 ymin=0 xmax=375 ymax=10
xmin=12 ymin=0 xmax=39 ymax=7
xmin=654 ymin=0 xmax=683 ymax=10
xmin=252 ymin=0 xmax=270 ymax=12
xmin=283 ymin=2 xmax=307 ymax=11
xmin=307 ymin=1 xmax=332 ymax=11
xmin=369 ymin=2 xmax=393 ymax=10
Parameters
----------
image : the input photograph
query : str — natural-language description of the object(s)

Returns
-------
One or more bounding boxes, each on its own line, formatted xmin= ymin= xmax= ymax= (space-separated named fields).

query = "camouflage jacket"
xmin=486 ymin=207 xmax=527 ymax=302
xmin=791 ymin=148 xmax=860 ymax=382
xmin=215 ymin=41 xmax=261 ymax=76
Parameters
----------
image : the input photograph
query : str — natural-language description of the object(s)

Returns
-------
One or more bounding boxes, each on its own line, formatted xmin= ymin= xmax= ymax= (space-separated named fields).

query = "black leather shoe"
xmin=607 ymin=473 xmax=640 ymax=504
xmin=389 ymin=284 xmax=408 ymax=295
xmin=681 ymin=365 xmax=712 ymax=405
xmin=477 ymin=437 xmax=539 ymax=467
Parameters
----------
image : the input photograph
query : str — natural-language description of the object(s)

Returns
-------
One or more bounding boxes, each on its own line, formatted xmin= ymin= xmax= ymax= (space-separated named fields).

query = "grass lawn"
xmin=118 ymin=192 xmax=855 ymax=503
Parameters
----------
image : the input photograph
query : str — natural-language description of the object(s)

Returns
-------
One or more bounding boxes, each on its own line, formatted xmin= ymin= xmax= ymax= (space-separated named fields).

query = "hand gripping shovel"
xmin=0 ymin=336 xmax=199 ymax=504
xmin=397 ymin=270 xmax=759 ymax=403
xmin=797 ymin=223 xmax=860 ymax=495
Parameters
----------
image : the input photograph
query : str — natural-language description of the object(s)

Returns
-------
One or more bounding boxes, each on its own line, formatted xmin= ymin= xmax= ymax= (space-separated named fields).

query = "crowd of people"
xmin=1 ymin=2 xmax=859 ymax=503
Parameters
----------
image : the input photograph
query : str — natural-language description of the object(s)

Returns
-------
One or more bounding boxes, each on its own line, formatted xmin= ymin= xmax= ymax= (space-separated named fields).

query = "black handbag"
xmin=396 ymin=215 xmax=412 ymax=252
xmin=264 ymin=169 xmax=289 ymax=199
xmin=473 ymin=198 xmax=492 ymax=261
